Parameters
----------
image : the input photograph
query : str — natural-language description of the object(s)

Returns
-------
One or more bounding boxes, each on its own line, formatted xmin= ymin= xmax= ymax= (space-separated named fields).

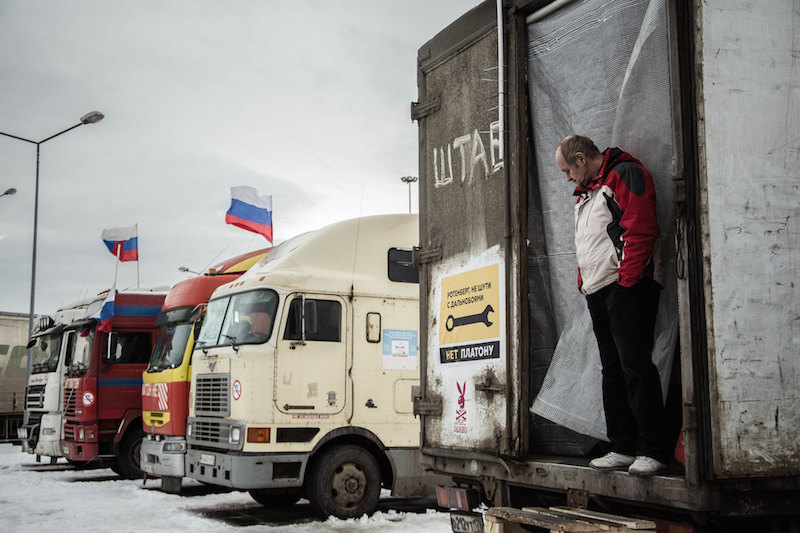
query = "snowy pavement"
xmin=0 ymin=444 xmax=454 ymax=532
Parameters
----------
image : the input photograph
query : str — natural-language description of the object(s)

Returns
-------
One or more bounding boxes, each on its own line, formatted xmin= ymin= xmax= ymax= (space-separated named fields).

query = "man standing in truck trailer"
xmin=555 ymin=134 xmax=672 ymax=476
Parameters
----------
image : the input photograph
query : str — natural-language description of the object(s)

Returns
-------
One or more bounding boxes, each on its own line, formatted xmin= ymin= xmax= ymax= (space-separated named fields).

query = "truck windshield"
xmin=68 ymin=329 xmax=94 ymax=375
xmin=147 ymin=323 xmax=193 ymax=372
xmin=30 ymin=333 xmax=62 ymax=374
xmin=197 ymin=289 xmax=278 ymax=348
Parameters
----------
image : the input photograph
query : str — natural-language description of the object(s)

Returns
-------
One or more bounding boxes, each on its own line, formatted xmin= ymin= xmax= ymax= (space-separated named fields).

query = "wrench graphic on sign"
xmin=445 ymin=304 xmax=494 ymax=332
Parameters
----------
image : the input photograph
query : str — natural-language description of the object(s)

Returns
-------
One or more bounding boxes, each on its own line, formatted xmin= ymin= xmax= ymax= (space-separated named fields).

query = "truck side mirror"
xmin=190 ymin=303 xmax=207 ymax=323
xmin=303 ymin=300 xmax=318 ymax=338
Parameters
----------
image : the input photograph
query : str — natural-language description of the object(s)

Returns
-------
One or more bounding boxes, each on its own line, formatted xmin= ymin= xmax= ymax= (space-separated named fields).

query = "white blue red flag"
xmin=101 ymin=225 xmax=139 ymax=262
xmin=91 ymin=289 xmax=115 ymax=333
xmin=225 ymin=186 xmax=273 ymax=242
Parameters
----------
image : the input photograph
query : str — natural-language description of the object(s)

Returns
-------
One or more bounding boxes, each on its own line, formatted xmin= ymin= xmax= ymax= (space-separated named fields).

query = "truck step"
xmin=484 ymin=506 xmax=656 ymax=532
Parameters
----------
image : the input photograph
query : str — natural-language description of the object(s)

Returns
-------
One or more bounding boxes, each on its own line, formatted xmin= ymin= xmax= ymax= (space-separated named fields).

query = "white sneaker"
xmin=589 ymin=452 xmax=635 ymax=470
xmin=628 ymin=456 xmax=667 ymax=476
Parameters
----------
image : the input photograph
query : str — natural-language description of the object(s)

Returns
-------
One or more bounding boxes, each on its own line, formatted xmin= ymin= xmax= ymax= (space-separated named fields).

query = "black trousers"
xmin=586 ymin=279 xmax=673 ymax=463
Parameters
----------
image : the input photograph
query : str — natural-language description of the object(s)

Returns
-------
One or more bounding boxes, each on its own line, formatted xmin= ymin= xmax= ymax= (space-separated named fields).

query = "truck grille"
xmin=25 ymin=385 xmax=46 ymax=409
xmin=194 ymin=374 xmax=230 ymax=417
xmin=64 ymin=424 xmax=76 ymax=440
xmin=63 ymin=388 xmax=79 ymax=417
xmin=187 ymin=417 xmax=242 ymax=450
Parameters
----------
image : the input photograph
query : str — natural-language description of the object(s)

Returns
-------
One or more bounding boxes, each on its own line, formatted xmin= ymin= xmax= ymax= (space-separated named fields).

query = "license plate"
xmin=450 ymin=511 xmax=483 ymax=533
xmin=199 ymin=453 xmax=216 ymax=466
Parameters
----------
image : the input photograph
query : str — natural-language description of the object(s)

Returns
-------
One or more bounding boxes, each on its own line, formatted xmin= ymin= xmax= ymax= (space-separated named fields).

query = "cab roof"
xmin=213 ymin=214 xmax=419 ymax=300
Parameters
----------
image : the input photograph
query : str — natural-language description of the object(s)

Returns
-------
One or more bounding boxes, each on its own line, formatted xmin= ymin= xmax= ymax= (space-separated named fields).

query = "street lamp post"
xmin=0 ymin=111 xmax=105 ymax=405
xmin=400 ymin=176 xmax=418 ymax=214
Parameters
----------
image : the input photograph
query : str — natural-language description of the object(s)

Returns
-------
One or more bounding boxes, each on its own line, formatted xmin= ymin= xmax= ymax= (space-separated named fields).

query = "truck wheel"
xmin=248 ymin=488 xmax=301 ymax=507
xmin=113 ymin=427 xmax=145 ymax=480
xmin=307 ymin=445 xmax=381 ymax=519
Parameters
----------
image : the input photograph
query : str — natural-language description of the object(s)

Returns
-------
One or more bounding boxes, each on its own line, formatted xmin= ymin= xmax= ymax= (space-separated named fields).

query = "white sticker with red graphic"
xmin=232 ymin=380 xmax=242 ymax=401
xmin=454 ymin=381 xmax=467 ymax=434
xmin=82 ymin=391 xmax=95 ymax=407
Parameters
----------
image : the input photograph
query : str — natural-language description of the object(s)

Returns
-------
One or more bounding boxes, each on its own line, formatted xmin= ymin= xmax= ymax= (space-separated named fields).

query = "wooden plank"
xmin=549 ymin=507 xmax=656 ymax=530
xmin=485 ymin=514 xmax=530 ymax=533
xmin=486 ymin=507 xmax=610 ymax=532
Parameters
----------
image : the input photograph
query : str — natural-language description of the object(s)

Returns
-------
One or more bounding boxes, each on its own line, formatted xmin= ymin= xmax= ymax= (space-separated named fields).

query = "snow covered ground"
xmin=0 ymin=444 xmax=454 ymax=533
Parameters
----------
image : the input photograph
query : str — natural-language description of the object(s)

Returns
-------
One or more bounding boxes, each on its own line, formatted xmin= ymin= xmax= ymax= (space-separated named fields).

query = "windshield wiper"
xmin=222 ymin=335 xmax=240 ymax=352
xmin=147 ymin=362 xmax=165 ymax=373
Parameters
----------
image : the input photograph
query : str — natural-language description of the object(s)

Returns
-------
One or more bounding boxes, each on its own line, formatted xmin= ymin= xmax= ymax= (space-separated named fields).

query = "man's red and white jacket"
xmin=574 ymin=147 xmax=662 ymax=295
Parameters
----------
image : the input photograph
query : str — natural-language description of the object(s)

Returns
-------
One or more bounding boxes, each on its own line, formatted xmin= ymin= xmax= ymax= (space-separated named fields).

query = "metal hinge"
xmin=413 ymin=395 xmax=443 ymax=417
xmin=682 ymin=402 xmax=697 ymax=431
xmin=474 ymin=376 xmax=505 ymax=395
xmin=413 ymin=245 xmax=442 ymax=266
xmin=670 ymin=173 xmax=686 ymax=207
xmin=410 ymin=95 xmax=441 ymax=121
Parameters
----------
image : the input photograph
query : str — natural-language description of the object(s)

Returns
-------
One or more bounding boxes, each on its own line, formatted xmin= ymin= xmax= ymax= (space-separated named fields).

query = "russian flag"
xmin=91 ymin=290 xmax=115 ymax=333
xmin=225 ymin=186 xmax=273 ymax=242
xmin=101 ymin=225 xmax=139 ymax=262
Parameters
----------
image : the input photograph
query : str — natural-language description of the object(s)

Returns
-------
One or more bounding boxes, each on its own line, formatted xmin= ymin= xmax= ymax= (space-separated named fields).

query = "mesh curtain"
xmin=526 ymin=0 xmax=678 ymax=442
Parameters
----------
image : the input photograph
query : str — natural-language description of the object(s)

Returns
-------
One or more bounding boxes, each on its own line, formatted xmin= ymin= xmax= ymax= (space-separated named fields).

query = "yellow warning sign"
xmin=439 ymin=263 xmax=500 ymax=348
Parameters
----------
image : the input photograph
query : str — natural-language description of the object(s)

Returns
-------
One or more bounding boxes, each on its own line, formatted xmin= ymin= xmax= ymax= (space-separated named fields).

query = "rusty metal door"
xmin=414 ymin=2 xmax=521 ymax=457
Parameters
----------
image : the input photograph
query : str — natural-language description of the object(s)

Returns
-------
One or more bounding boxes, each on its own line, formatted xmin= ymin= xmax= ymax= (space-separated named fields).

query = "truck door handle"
xmin=474 ymin=380 xmax=504 ymax=394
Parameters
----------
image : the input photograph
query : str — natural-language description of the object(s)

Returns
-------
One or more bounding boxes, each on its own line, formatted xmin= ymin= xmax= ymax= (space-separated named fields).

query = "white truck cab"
xmin=185 ymin=214 xmax=434 ymax=518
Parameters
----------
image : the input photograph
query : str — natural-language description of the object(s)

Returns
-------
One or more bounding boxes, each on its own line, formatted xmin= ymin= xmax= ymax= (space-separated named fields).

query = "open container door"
xmin=696 ymin=0 xmax=800 ymax=479
xmin=414 ymin=2 xmax=523 ymax=458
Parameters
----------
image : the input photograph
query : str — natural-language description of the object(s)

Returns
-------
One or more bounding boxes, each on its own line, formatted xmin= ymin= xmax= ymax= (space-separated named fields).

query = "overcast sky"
xmin=0 ymin=0 xmax=479 ymax=315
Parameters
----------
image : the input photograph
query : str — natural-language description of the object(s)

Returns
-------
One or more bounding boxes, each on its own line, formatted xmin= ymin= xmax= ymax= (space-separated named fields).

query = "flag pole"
xmin=136 ymin=223 xmax=140 ymax=288
xmin=108 ymin=246 xmax=121 ymax=358
xmin=114 ymin=245 xmax=120 ymax=290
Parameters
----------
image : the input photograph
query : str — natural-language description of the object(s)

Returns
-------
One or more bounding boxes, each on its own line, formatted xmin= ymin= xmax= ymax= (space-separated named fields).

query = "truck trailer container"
xmin=141 ymin=248 xmax=270 ymax=493
xmin=0 ymin=312 xmax=30 ymax=442
xmin=185 ymin=214 xmax=436 ymax=519
xmin=412 ymin=1 xmax=799 ymax=530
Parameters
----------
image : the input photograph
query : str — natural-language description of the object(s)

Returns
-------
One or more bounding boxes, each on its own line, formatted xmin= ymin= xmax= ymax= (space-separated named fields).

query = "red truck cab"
xmin=60 ymin=290 xmax=165 ymax=478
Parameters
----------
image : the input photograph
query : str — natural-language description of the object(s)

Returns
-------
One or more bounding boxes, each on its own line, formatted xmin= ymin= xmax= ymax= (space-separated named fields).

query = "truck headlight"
xmin=163 ymin=441 xmax=187 ymax=453
xmin=186 ymin=422 xmax=192 ymax=437
xmin=230 ymin=426 xmax=241 ymax=444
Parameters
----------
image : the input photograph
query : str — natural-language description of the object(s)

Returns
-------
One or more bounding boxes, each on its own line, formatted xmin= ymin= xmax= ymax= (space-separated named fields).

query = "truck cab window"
xmin=283 ymin=298 xmax=341 ymax=342
xmin=30 ymin=333 xmax=62 ymax=374
xmin=69 ymin=330 xmax=94 ymax=374
xmin=197 ymin=289 xmax=278 ymax=348
xmin=106 ymin=332 xmax=152 ymax=365
xmin=388 ymin=248 xmax=419 ymax=283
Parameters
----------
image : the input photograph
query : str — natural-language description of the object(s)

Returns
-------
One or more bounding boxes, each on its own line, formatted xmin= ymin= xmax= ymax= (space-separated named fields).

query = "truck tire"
xmin=248 ymin=488 xmax=301 ymax=507
xmin=112 ymin=427 xmax=145 ymax=480
xmin=306 ymin=444 xmax=381 ymax=519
